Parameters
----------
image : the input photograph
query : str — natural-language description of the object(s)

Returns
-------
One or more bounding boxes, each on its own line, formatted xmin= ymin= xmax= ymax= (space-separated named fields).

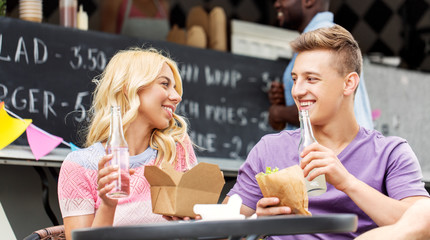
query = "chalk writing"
xmin=0 ymin=18 xmax=286 ymax=160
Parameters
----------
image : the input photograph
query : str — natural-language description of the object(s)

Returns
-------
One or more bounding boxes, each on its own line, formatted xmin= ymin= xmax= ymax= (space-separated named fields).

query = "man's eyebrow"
xmin=303 ymin=71 xmax=322 ymax=76
xmin=291 ymin=71 xmax=322 ymax=77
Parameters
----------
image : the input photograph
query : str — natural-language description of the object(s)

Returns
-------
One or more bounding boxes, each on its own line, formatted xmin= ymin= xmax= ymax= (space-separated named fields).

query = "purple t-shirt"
xmin=228 ymin=127 xmax=429 ymax=239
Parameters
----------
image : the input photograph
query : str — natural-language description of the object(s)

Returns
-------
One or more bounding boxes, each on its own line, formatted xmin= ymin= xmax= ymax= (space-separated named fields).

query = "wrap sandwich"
xmin=256 ymin=165 xmax=311 ymax=216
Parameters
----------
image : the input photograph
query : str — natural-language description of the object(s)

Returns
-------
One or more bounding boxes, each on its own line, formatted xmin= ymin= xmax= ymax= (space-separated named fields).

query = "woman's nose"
xmin=169 ymin=89 xmax=182 ymax=103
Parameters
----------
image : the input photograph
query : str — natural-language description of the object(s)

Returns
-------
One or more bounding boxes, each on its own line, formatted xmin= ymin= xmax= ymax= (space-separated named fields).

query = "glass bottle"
xmin=106 ymin=106 xmax=130 ymax=198
xmin=59 ymin=0 xmax=77 ymax=28
xmin=298 ymin=109 xmax=327 ymax=196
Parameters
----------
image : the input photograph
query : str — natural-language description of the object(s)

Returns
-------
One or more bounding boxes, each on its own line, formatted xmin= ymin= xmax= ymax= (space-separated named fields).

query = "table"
xmin=72 ymin=214 xmax=358 ymax=240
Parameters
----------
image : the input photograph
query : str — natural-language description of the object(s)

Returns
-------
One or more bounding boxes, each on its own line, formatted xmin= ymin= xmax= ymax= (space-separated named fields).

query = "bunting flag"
xmin=0 ymin=102 xmax=80 ymax=157
xmin=69 ymin=142 xmax=81 ymax=151
xmin=0 ymin=102 xmax=32 ymax=150
xmin=26 ymin=124 xmax=63 ymax=160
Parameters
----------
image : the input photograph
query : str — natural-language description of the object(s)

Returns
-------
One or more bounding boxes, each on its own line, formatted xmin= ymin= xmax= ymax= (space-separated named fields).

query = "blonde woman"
xmin=58 ymin=48 xmax=197 ymax=239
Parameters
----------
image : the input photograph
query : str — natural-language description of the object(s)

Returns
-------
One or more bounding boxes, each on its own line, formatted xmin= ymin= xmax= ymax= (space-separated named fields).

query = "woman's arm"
xmin=62 ymin=154 xmax=120 ymax=239
xmin=63 ymin=215 xmax=94 ymax=240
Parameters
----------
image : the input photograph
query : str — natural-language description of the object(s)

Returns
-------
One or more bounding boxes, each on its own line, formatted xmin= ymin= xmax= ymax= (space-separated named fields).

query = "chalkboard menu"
xmin=0 ymin=17 xmax=287 ymax=162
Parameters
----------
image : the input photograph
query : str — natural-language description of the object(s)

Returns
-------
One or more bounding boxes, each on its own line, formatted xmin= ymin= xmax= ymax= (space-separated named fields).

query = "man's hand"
xmin=256 ymin=197 xmax=291 ymax=216
xmin=268 ymin=81 xmax=285 ymax=105
xmin=299 ymin=143 xmax=356 ymax=192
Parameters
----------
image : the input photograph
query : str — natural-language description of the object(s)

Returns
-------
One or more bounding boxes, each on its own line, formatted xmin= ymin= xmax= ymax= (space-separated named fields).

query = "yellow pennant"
xmin=0 ymin=102 xmax=32 ymax=150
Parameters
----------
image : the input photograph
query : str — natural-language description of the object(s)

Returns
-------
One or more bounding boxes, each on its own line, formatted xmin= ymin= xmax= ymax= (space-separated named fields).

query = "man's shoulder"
xmin=358 ymin=127 xmax=408 ymax=149
xmin=256 ymin=129 xmax=301 ymax=151
xmin=261 ymin=129 xmax=300 ymax=141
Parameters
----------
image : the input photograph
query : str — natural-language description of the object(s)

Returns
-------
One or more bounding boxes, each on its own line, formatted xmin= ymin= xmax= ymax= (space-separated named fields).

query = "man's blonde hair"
xmin=85 ymin=47 xmax=189 ymax=166
xmin=290 ymin=24 xmax=362 ymax=77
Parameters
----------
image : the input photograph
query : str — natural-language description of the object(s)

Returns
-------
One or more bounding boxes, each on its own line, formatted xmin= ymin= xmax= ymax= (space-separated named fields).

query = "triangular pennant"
xmin=69 ymin=142 xmax=81 ymax=151
xmin=0 ymin=103 xmax=32 ymax=150
xmin=26 ymin=124 xmax=63 ymax=160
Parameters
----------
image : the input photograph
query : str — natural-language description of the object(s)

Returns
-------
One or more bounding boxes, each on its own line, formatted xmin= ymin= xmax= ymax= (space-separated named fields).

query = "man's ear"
xmin=303 ymin=0 xmax=316 ymax=8
xmin=344 ymin=72 xmax=359 ymax=96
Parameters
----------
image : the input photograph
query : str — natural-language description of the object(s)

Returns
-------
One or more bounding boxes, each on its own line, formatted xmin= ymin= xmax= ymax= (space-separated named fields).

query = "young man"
xmin=225 ymin=25 xmax=429 ymax=239
xmin=268 ymin=0 xmax=373 ymax=131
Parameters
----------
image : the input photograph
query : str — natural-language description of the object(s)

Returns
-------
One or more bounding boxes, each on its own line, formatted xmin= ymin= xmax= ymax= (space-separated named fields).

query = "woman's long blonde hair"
xmin=85 ymin=47 xmax=189 ymax=166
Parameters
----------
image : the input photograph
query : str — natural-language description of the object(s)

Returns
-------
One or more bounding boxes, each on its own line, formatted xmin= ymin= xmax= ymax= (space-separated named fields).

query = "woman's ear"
xmin=344 ymin=72 xmax=360 ymax=96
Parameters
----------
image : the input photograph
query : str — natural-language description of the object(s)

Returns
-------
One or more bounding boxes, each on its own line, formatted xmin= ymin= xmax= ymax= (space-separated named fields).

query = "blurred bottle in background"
xmin=59 ymin=0 xmax=76 ymax=27
xmin=77 ymin=4 xmax=88 ymax=30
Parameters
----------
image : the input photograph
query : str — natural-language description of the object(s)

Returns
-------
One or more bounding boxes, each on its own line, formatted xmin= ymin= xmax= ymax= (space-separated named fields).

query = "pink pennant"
xmin=26 ymin=124 xmax=63 ymax=160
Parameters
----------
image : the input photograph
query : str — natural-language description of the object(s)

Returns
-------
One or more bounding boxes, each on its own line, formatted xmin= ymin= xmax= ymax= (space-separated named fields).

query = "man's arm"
xmin=301 ymin=143 xmax=428 ymax=226
xmin=342 ymin=177 xmax=427 ymax=226
xmin=222 ymin=196 xmax=255 ymax=217
xmin=355 ymin=198 xmax=430 ymax=240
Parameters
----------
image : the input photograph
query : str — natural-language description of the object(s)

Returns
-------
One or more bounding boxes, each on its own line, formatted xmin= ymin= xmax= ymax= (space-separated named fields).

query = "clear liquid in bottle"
xmin=106 ymin=106 xmax=130 ymax=198
xmin=298 ymin=109 xmax=327 ymax=197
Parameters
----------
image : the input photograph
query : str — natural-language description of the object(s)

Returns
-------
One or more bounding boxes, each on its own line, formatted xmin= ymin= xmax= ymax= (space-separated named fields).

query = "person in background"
xmin=224 ymin=25 xmax=429 ymax=239
xmin=100 ymin=0 xmax=170 ymax=41
xmin=268 ymin=0 xmax=373 ymax=131
xmin=58 ymin=48 xmax=197 ymax=239
xmin=356 ymin=198 xmax=430 ymax=240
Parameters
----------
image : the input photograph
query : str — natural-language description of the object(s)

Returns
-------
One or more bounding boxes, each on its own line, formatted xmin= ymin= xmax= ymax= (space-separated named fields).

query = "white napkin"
xmin=193 ymin=194 xmax=246 ymax=220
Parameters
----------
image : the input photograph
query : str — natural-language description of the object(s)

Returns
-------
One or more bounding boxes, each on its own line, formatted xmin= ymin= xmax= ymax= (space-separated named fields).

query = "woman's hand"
xmin=162 ymin=215 xmax=201 ymax=221
xmin=255 ymin=197 xmax=291 ymax=217
xmin=299 ymin=143 xmax=356 ymax=192
xmin=97 ymin=154 xmax=119 ymax=207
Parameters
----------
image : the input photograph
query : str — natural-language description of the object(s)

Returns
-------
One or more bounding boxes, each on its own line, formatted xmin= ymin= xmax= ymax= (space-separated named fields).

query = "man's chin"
xmin=281 ymin=22 xmax=295 ymax=30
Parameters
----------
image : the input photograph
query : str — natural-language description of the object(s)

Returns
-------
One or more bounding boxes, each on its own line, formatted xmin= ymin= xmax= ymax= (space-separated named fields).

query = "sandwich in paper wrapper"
xmin=256 ymin=165 xmax=311 ymax=216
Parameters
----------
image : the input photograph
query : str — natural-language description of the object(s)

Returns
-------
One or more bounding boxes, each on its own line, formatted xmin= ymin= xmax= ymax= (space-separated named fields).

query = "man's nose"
xmin=292 ymin=79 xmax=307 ymax=97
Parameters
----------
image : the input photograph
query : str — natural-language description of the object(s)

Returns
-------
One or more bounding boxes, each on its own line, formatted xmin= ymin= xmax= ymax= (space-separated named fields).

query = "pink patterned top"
xmin=58 ymin=136 xmax=197 ymax=225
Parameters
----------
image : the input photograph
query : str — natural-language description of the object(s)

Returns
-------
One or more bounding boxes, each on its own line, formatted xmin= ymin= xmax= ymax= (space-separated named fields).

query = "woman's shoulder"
xmin=63 ymin=142 xmax=105 ymax=170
